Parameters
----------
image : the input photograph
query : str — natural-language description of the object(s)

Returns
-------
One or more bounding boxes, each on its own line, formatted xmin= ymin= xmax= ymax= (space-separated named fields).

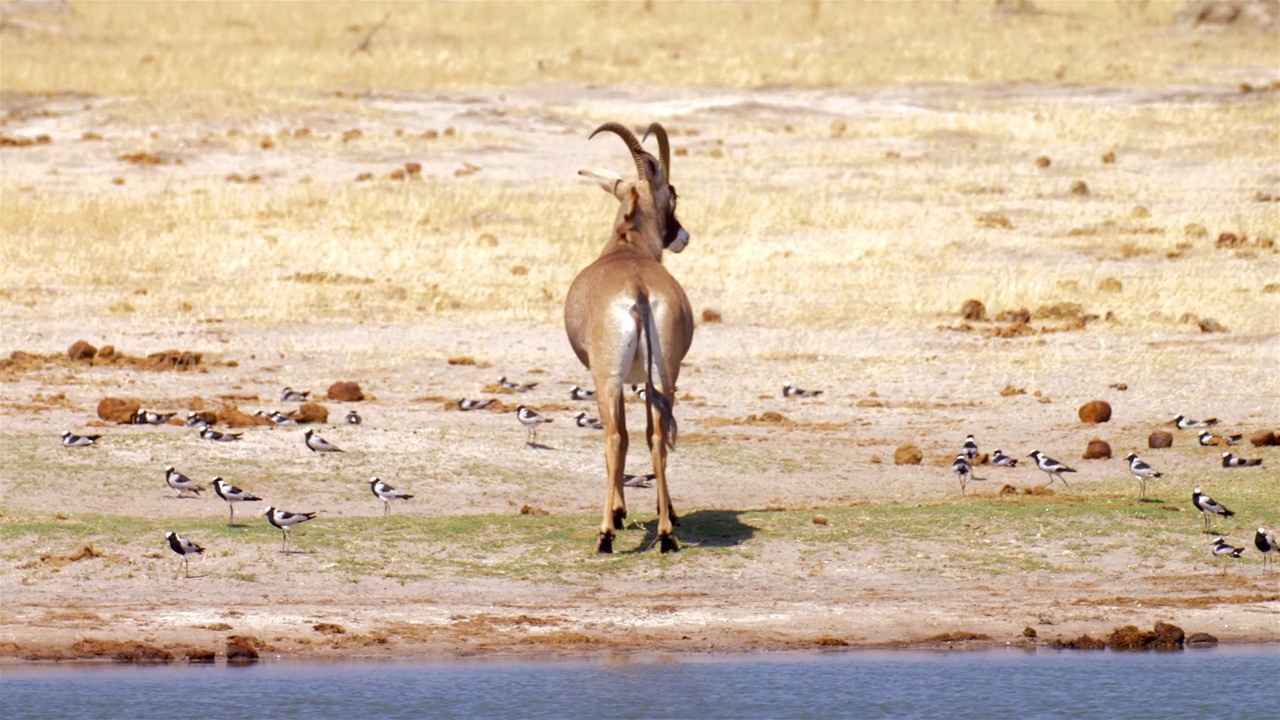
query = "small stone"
xmin=1249 ymin=430 xmax=1278 ymax=447
xmin=960 ymin=299 xmax=986 ymax=321
xmin=894 ymin=444 xmax=923 ymax=465
xmin=1148 ymin=431 xmax=1174 ymax=449
xmin=1186 ymin=632 xmax=1218 ymax=647
xmin=327 ymin=381 xmax=364 ymax=402
xmin=1152 ymin=621 xmax=1184 ymax=650
xmin=1083 ymin=439 xmax=1112 ymax=460
xmin=68 ymin=340 xmax=97 ymax=361
xmin=1078 ymin=400 xmax=1112 ymax=424
xmin=1022 ymin=627 xmax=1038 ymax=638
xmin=1070 ymin=180 xmax=1090 ymax=196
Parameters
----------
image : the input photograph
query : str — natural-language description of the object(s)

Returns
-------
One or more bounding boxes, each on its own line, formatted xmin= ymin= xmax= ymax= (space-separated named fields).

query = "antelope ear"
xmin=578 ymin=168 xmax=625 ymax=198
xmin=613 ymin=186 xmax=640 ymax=240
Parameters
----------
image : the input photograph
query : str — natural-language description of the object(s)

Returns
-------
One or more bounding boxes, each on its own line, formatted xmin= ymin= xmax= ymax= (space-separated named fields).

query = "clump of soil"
xmin=313 ymin=623 xmax=347 ymax=635
xmin=1149 ymin=431 xmax=1174 ymax=448
xmin=894 ymin=444 xmax=923 ymax=465
xmin=1078 ymin=400 xmax=1112 ymax=424
xmin=1050 ymin=633 xmax=1105 ymax=650
xmin=1083 ymin=439 xmax=1112 ymax=460
xmin=327 ymin=382 xmax=364 ymax=401
xmin=226 ymin=635 xmax=262 ymax=662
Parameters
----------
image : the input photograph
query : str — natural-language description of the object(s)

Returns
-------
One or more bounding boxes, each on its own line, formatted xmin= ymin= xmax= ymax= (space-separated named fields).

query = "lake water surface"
xmin=2 ymin=645 xmax=1277 ymax=719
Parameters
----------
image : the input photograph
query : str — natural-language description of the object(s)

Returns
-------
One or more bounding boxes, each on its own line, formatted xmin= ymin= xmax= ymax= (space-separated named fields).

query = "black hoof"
xmin=612 ymin=508 xmax=626 ymax=530
xmin=596 ymin=533 xmax=614 ymax=554
xmin=659 ymin=534 xmax=680 ymax=553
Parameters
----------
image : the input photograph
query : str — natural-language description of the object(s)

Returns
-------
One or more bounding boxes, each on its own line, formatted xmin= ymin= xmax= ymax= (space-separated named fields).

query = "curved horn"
xmin=642 ymin=123 xmax=670 ymax=181
xmin=589 ymin=122 xmax=646 ymax=180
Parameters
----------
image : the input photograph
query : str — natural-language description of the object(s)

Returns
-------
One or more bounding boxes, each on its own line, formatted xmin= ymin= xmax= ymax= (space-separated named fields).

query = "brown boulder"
xmin=894 ymin=444 xmax=923 ymax=465
xmin=1186 ymin=632 xmax=1219 ymax=647
xmin=1050 ymin=634 xmax=1105 ymax=650
xmin=1083 ymin=439 xmax=1112 ymax=460
xmin=1107 ymin=624 xmax=1155 ymax=650
xmin=1250 ymin=429 xmax=1278 ymax=447
xmin=98 ymin=397 xmax=142 ymax=424
xmin=226 ymin=636 xmax=259 ymax=662
xmin=68 ymin=340 xmax=98 ymax=361
xmin=218 ymin=405 xmax=268 ymax=428
xmin=960 ymin=299 xmax=986 ymax=321
xmin=1148 ymin=431 xmax=1174 ymax=449
xmin=1078 ymin=400 xmax=1112 ymax=423
xmin=1152 ymin=621 xmax=1185 ymax=650
xmin=327 ymin=381 xmax=364 ymax=402
xmin=293 ymin=402 xmax=329 ymax=424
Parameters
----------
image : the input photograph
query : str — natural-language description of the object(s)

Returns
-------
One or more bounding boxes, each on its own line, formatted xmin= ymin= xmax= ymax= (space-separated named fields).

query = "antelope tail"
xmin=634 ymin=291 xmax=677 ymax=450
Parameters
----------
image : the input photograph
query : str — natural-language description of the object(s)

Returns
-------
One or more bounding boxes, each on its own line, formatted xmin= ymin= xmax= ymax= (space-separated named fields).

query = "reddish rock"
xmin=894 ymin=444 xmax=923 ymax=465
xmin=68 ymin=340 xmax=98 ymax=361
xmin=327 ymin=381 xmax=364 ymax=402
xmin=225 ymin=636 xmax=259 ymax=662
xmin=1107 ymin=625 xmax=1155 ymax=650
xmin=1152 ymin=621 xmax=1184 ymax=650
xmin=98 ymin=344 xmax=116 ymax=359
xmin=1078 ymin=400 xmax=1112 ymax=423
xmin=97 ymin=397 xmax=142 ymax=424
xmin=1083 ymin=439 xmax=1112 ymax=460
xmin=960 ymin=299 xmax=986 ymax=321
xmin=218 ymin=405 xmax=268 ymax=428
xmin=293 ymin=402 xmax=329 ymax=424
xmin=1148 ymin=431 xmax=1174 ymax=449
xmin=1249 ymin=429 xmax=1278 ymax=447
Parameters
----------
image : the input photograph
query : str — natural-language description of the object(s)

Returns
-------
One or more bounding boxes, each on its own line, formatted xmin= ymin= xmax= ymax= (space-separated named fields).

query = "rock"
xmin=1050 ymin=634 xmax=1104 ymax=650
xmin=327 ymin=381 xmax=364 ymax=402
xmin=1070 ymin=179 xmax=1090 ymax=196
xmin=1186 ymin=632 xmax=1219 ymax=647
xmin=1198 ymin=317 xmax=1227 ymax=333
xmin=1078 ymin=400 xmax=1112 ymax=423
xmin=143 ymin=350 xmax=202 ymax=369
xmin=68 ymin=340 xmax=98 ymax=361
xmin=112 ymin=642 xmax=174 ymax=664
xmin=1250 ymin=429 xmax=1278 ymax=447
xmin=1149 ymin=431 xmax=1174 ymax=449
xmin=97 ymin=396 xmax=141 ymax=424
xmin=894 ymin=444 xmax=923 ymax=465
xmin=187 ymin=648 xmax=217 ymax=663
xmin=1107 ymin=624 xmax=1155 ymax=650
xmin=292 ymin=402 xmax=329 ymax=424
xmin=960 ymin=299 xmax=986 ymax=321
xmin=1098 ymin=277 xmax=1123 ymax=293
xmin=98 ymin=344 xmax=116 ymax=359
xmin=1022 ymin=627 xmax=1038 ymax=638
xmin=1152 ymin=621 xmax=1185 ymax=650
xmin=1083 ymin=439 xmax=1112 ymax=460
xmin=218 ymin=405 xmax=267 ymax=428
xmin=225 ymin=636 xmax=259 ymax=662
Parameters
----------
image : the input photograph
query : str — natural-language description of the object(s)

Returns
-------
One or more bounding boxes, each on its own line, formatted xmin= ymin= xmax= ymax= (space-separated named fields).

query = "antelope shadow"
xmin=620 ymin=509 xmax=758 ymax=554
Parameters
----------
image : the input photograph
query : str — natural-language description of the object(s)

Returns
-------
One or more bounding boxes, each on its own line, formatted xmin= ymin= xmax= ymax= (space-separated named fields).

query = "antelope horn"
xmin=589 ymin=122 xmax=646 ymax=180
xmin=642 ymin=123 xmax=670 ymax=181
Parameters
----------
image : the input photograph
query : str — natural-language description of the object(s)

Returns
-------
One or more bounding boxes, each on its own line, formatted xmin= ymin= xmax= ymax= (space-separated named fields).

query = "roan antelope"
xmin=564 ymin=121 xmax=693 ymax=554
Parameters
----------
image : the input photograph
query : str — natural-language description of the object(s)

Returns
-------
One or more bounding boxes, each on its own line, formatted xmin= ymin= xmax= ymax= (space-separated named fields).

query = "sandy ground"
xmin=2 ymin=83 xmax=1278 ymax=662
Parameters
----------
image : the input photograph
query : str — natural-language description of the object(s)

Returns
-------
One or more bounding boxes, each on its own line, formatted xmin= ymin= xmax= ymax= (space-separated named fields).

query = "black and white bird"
xmin=623 ymin=473 xmax=656 ymax=488
xmin=516 ymin=405 xmax=552 ymax=444
xmin=185 ymin=411 xmax=211 ymax=429
xmin=1124 ymin=452 xmax=1162 ymax=499
xmin=268 ymin=410 xmax=298 ymax=426
xmin=952 ymin=454 xmax=973 ymax=496
xmin=165 ymin=531 xmax=204 ymax=578
xmin=134 ymin=409 xmax=175 ymax=425
xmin=991 ymin=449 xmax=1018 ymax=468
xmin=499 ymin=376 xmax=537 ymax=393
xmin=457 ymin=398 xmax=494 ymax=411
xmin=345 ymin=410 xmax=362 ymax=425
xmin=304 ymin=428 xmax=343 ymax=453
xmin=164 ymin=466 xmax=204 ymax=498
xmin=280 ymin=387 xmax=310 ymax=402
xmin=212 ymin=477 xmax=262 ymax=524
xmin=61 ymin=431 xmax=101 ymax=447
xmin=1197 ymin=430 xmax=1242 ymax=447
xmin=782 ymin=384 xmax=823 ymax=398
xmin=1174 ymin=415 xmax=1218 ymax=430
xmin=263 ymin=506 xmax=317 ymax=551
xmin=1255 ymin=528 xmax=1278 ymax=572
xmin=199 ymin=427 xmax=242 ymax=442
xmin=574 ymin=411 xmax=603 ymax=430
xmin=1211 ymin=536 xmax=1245 ymax=573
xmin=1192 ymin=487 xmax=1234 ymax=533
xmin=569 ymin=385 xmax=597 ymax=401
xmin=1221 ymin=452 xmax=1263 ymax=468
xmin=1029 ymin=450 xmax=1076 ymax=487
xmin=369 ymin=476 xmax=413 ymax=516
xmin=961 ymin=435 xmax=979 ymax=461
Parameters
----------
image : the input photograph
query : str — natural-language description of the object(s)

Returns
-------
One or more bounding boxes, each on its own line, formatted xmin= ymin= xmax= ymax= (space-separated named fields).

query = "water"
xmin=2 ymin=646 xmax=1277 ymax=719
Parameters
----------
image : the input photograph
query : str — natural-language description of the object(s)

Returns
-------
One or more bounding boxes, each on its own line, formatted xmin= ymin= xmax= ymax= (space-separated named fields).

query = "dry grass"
xmin=3 ymin=2 xmax=1277 ymax=95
